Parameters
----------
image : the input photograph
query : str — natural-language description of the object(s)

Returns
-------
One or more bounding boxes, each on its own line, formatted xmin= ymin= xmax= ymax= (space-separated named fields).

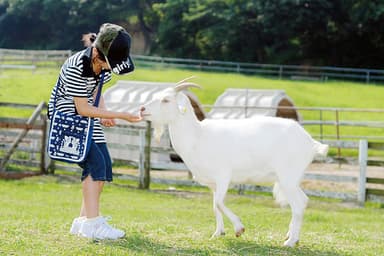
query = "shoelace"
xmin=102 ymin=216 xmax=112 ymax=222
xmin=93 ymin=218 xmax=118 ymax=239
xmin=96 ymin=216 xmax=124 ymax=238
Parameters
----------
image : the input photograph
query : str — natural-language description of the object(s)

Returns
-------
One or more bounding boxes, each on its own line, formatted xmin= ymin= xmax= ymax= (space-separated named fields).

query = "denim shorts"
xmin=79 ymin=141 xmax=112 ymax=182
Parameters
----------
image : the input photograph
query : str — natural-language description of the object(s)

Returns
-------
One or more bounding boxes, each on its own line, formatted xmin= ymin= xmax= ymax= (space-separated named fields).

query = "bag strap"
xmin=93 ymin=71 xmax=105 ymax=107
xmin=53 ymin=71 xmax=106 ymax=112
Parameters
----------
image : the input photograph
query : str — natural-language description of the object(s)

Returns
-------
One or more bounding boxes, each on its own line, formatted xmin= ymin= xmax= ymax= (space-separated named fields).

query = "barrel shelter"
xmin=207 ymin=89 xmax=301 ymax=121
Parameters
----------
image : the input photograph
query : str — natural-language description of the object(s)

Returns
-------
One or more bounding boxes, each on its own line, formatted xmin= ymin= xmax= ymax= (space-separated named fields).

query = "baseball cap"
xmin=95 ymin=23 xmax=135 ymax=75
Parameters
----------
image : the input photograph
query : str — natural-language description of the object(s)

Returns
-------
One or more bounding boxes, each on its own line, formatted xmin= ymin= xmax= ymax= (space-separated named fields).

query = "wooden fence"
xmin=0 ymin=48 xmax=71 ymax=67
xmin=1 ymin=102 xmax=383 ymax=204
xmin=0 ymin=102 xmax=49 ymax=175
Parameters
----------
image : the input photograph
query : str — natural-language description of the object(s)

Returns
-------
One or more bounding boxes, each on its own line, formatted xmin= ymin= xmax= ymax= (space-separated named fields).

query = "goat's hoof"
xmin=211 ymin=231 xmax=225 ymax=238
xmin=283 ymin=238 xmax=299 ymax=247
xmin=284 ymin=231 xmax=290 ymax=241
xmin=235 ymin=227 xmax=245 ymax=237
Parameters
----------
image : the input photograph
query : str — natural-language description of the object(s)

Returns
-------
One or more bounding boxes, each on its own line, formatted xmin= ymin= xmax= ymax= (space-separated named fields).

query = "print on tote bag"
xmin=48 ymin=111 xmax=93 ymax=163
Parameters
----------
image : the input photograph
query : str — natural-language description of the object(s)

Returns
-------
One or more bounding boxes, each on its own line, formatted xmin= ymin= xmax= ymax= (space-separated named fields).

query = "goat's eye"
xmin=161 ymin=98 xmax=170 ymax=103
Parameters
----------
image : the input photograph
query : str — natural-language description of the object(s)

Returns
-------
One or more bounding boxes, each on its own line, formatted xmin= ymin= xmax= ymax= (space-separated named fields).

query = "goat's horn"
xmin=175 ymin=76 xmax=196 ymax=85
xmin=174 ymin=82 xmax=202 ymax=92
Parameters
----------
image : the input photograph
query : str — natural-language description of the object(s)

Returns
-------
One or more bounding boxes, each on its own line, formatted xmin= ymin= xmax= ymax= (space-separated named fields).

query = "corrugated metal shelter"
xmin=103 ymin=80 xmax=205 ymax=169
xmin=208 ymin=89 xmax=301 ymax=121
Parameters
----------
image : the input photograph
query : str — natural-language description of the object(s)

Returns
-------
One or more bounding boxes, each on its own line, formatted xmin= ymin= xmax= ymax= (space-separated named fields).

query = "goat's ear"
xmin=153 ymin=124 xmax=164 ymax=143
xmin=176 ymin=94 xmax=188 ymax=115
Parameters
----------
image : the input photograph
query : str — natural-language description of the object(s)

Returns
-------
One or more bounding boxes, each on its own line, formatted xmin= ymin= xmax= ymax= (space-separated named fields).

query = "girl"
xmin=48 ymin=23 xmax=143 ymax=240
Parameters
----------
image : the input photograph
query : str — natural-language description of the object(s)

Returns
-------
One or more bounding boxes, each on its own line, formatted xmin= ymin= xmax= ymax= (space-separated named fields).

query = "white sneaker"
xmin=79 ymin=216 xmax=125 ymax=240
xmin=69 ymin=216 xmax=86 ymax=235
xmin=102 ymin=216 xmax=125 ymax=237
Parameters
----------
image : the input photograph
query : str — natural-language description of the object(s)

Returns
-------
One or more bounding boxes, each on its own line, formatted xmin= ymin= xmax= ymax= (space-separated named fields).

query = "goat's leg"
xmin=211 ymin=190 xmax=226 ymax=237
xmin=279 ymin=184 xmax=308 ymax=247
xmin=214 ymin=180 xmax=245 ymax=237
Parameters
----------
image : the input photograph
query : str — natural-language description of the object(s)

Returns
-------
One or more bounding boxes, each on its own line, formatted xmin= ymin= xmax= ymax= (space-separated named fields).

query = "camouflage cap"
xmin=95 ymin=23 xmax=134 ymax=75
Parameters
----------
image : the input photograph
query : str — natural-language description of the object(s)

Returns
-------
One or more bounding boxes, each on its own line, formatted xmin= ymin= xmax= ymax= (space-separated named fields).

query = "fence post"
xmin=138 ymin=129 xmax=145 ymax=188
xmin=40 ymin=109 xmax=49 ymax=174
xmin=0 ymin=101 xmax=45 ymax=172
xmin=319 ymin=109 xmax=323 ymax=142
xmin=358 ymin=139 xmax=368 ymax=205
xmin=335 ymin=110 xmax=342 ymax=166
xmin=279 ymin=66 xmax=283 ymax=79
xmin=138 ymin=121 xmax=151 ymax=189
xmin=144 ymin=121 xmax=151 ymax=186
xmin=44 ymin=118 xmax=55 ymax=174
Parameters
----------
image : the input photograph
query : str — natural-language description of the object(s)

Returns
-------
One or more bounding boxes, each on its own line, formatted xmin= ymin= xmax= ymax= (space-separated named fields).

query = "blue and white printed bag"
xmin=48 ymin=72 xmax=105 ymax=163
xmin=48 ymin=111 xmax=93 ymax=163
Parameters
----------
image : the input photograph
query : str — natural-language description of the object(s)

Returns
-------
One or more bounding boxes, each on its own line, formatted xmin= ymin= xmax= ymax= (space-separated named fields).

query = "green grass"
xmin=2 ymin=67 xmax=384 ymax=108
xmin=0 ymin=175 xmax=383 ymax=256
xmin=2 ymin=67 xmax=384 ymax=255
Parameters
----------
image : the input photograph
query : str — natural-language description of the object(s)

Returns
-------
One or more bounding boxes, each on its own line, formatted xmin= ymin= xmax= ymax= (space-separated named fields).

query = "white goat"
xmin=141 ymin=79 xmax=328 ymax=247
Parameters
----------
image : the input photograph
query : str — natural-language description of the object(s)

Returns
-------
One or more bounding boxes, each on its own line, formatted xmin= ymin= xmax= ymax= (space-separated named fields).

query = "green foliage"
xmin=0 ymin=0 xmax=163 ymax=51
xmin=1 ymin=0 xmax=384 ymax=67
xmin=151 ymin=0 xmax=384 ymax=67
xmin=0 ymin=176 xmax=383 ymax=255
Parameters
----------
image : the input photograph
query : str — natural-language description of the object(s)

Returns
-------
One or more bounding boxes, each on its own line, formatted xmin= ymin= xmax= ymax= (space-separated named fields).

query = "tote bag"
xmin=48 ymin=72 xmax=105 ymax=163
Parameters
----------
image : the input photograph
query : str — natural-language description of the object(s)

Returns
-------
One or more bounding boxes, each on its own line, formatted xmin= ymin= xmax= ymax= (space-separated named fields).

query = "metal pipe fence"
xmin=132 ymin=55 xmax=384 ymax=84
xmin=1 ymin=48 xmax=384 ymax=83
xmin=203 ymin=104 xmax=384 ymax=142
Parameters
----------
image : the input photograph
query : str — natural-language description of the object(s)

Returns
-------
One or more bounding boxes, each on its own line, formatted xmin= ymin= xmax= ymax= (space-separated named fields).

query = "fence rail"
xmin=202 ymin=105 xmax=384 ymax=142
xmin=0 ymin=48 xmax=72 ymax=67
xmin=132 ymin=54 xmax=384 ymax=84
xmin=1 ymin=48 xmax=384 ymax=83
xmin=0 ymin=102 xmax=49 ymax=173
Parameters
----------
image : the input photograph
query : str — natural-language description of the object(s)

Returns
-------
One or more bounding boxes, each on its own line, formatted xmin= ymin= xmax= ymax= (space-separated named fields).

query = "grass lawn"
xmin=1 ymin=66 xmax=384 ymax=255
xmin=0 ymin=175 xmax=383 ymax=256
xmin=2 ymin=67 xmax=384 ymax=109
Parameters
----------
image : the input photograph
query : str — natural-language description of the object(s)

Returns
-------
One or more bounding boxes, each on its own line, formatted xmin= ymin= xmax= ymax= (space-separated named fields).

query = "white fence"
xmin=1 ymin=48 xmax=384 ymax=83
xmin=132 ymin=54 xmax=384 ymax=84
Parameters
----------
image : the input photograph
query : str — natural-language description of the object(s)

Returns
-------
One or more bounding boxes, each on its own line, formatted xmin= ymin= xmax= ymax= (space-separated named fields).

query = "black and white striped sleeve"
xmin=65 ymin=66 xmax=87 ymax=98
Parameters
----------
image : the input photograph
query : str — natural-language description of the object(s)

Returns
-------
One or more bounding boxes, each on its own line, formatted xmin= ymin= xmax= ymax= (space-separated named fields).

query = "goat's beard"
xmin=153 ymin=124 xmax=165 ymax=143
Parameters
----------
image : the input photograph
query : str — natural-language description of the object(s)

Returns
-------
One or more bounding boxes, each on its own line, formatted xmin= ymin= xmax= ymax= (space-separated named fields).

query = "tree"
xmin=1 ymin=0 xmax=384 ymax=68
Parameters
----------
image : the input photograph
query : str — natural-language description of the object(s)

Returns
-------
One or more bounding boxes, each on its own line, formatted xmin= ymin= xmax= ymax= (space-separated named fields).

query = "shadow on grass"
xmin=224 ymin=239 xmax=343 ymax=256
xmin=100 ymin=233 xmax=344 ymax=256
xmin=102 ymin=233 xmax=213 ymax=256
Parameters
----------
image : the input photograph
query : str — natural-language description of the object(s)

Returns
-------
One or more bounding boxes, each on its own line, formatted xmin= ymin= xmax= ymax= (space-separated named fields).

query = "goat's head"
xmin=141 ymin=77 xmax=201 ymax=142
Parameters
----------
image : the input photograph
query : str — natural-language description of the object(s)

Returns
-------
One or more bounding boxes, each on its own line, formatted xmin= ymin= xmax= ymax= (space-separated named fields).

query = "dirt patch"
xmin=0 ymin=171 xmax=41 ymax=180
xmin=307 ymin=162 xmax=384 ymax=178
xmin=114 ymin=162 xmax=384 ymax=194
xmin=115 ymin=162 xmax=384 ymax=179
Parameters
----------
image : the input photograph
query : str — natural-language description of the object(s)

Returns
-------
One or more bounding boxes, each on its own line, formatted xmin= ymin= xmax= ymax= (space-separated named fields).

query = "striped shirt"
xmin=48 ymin=47 xmax=112 ymax=143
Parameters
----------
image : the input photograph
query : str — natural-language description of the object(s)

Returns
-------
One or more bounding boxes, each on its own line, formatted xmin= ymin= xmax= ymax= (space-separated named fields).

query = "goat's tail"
xmin=313 ymin=139 xmax=329 ymax=157
xmin=273 ymin=182 xmax=289 ymax=207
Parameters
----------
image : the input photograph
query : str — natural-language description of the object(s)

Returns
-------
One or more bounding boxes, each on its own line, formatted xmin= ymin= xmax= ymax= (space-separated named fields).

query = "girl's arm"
xmin=74 ymin=97 xmax=142 ymax=123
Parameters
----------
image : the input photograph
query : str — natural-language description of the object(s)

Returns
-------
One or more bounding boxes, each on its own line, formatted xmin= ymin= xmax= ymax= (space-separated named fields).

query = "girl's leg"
xmin=81 ymin=175 xmax=104 ymax=218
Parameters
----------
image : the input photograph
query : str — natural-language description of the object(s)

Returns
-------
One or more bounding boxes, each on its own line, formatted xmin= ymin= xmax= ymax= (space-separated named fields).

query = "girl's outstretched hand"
xmin=121 ymin=113 xmax=143 ymax=123
xmin=101 ymin=118 xmax=116 ymax=127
